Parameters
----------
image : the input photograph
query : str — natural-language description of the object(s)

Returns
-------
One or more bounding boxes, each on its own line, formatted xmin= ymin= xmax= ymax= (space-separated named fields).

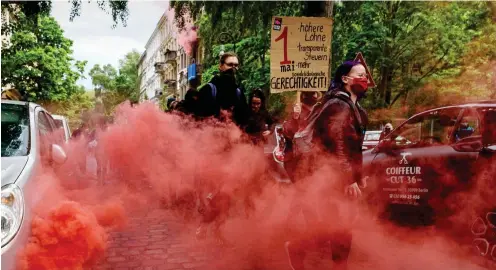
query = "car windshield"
xmin=365 ymin=133 xmax=380 ymax=141
xmin=390 ymin=108 xmax=460 ymax=147
xmin=1 ymin=103 xmax=30 ymax=157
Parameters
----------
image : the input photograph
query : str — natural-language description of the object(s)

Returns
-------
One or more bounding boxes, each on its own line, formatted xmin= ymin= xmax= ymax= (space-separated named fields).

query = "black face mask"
xmin=220 ymin=68 xmax=237 ymax=85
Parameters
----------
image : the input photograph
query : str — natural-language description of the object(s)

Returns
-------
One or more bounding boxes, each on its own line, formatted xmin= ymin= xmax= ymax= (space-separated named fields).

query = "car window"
xmin=53 ymin=119 xmax=64 ymax=129
xmin=479 ymin=107 xmax=496 ymax=146
xmin=38 ymin=111 xmax=53 ymax=158
xmin=1 ymin=103 xmax=30 ymax=157
xmin=45 ymin=113 xmax=57 ymax=130
xmin=365 ymin=133 xmax=380 ymax=141
xmin=390 ymin=108 xmax=461 ymax=148
xmin=454 ymin=108 xmax=480 ymax=142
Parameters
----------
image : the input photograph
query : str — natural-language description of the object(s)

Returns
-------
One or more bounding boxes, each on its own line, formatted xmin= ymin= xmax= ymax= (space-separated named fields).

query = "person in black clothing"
xmin=245 ymin=88 xmax=274 ymax=145
xmin=195 ymin=52 xmax=249 ymax=127
xmin=285 ymin=61 xmax=369 ymax=270
xmin=175 ymin=88 xmax=199 ymax=116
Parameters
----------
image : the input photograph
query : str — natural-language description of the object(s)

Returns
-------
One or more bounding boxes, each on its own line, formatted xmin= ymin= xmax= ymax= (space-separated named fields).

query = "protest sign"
xmin=270 ymin=16 xmax=333 ymax=93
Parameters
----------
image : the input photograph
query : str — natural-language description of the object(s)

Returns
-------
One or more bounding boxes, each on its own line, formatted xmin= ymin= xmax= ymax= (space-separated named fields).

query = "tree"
xmin=89 ymin=64 xmax=118 ymax=92
xmin=115 ymin=50 xmax=141 ymax=102
xmin=40 ymin=86 xmax=95 ymax=130
xmin=1 ymin=0 xmax=129 ymax=29
xmin=173 ymin=1 xmax=493 ymax=119
xmin=1 ymin=12 xmax=86 ymax=102
xmin=331 ymin=1 xmax=491 ymax=109
xmin=171 ymin=1 xmax=308 ymax=119
xmin=88 ymin=50 xmax=141 ymax=114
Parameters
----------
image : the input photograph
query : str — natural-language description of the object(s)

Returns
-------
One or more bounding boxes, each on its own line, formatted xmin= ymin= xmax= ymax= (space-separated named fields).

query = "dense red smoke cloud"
xmin=17 ymin=102 xmax=495 ymax=269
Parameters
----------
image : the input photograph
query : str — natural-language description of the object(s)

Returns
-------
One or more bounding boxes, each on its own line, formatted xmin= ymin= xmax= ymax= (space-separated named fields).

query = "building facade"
xmin=137 ymin=12 xmax=204 ymax=105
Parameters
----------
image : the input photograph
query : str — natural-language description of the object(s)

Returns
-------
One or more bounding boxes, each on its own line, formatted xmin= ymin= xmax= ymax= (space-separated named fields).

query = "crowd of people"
xmin=161 ymin=52 xmax=373 ymax=270
xmin=72 ymin=51 xmax=375 ymax=270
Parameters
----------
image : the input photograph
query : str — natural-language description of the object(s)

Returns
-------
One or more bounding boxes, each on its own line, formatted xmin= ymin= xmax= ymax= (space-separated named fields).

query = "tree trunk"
xmin=489 ymin=2 xmax=496 ymax=22
xmin=318 ymin=0 xmax=334 ymax=87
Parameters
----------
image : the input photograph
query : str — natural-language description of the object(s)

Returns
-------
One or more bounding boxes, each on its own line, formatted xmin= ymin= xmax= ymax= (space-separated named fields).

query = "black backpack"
xmin=291 ymin=90 xmax=364 ymax=159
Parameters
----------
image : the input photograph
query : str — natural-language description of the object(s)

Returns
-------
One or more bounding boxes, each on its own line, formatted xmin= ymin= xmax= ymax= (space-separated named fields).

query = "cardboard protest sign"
xmin=354 ymin=52 xmax=376 ymax=88
xmin=270 ymin=16 xmax=333 ymax=93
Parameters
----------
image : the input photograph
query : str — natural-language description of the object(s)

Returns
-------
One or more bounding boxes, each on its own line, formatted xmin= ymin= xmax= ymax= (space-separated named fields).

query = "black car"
xmin=364 ymin=101 xmax=496 ymax=264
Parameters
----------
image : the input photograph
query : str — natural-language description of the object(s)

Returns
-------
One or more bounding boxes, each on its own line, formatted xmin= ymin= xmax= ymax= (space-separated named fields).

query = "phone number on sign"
xmin=389 ymin=194 xmax=420 ymax=200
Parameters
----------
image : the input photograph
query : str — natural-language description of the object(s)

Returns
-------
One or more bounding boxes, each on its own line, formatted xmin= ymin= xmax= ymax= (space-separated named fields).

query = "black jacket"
xmin=315 ymin=90 xmax=368 ymax=186
xmin=245 ymin=109 xmax=274 ymax=144
xmin=196 ymin=75 xmax=249 ymax=127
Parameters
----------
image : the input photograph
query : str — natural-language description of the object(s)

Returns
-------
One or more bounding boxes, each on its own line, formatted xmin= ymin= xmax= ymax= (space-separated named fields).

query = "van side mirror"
xmin=452 ymin=136 xmax=483 ymax=152
xmin=51 ymin=144 xmax=67 ymax=164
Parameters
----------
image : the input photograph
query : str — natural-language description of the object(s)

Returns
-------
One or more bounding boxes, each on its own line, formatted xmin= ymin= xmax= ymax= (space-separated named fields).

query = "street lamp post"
xmin=218 ymin=32 xmax=237 ymax=55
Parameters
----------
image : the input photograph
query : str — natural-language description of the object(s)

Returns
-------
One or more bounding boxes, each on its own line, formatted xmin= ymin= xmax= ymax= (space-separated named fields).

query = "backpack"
xmin=291 ymin=90 xmax=364 ymax=159
xmin=208 ymin=82 xmax=242 ymax=101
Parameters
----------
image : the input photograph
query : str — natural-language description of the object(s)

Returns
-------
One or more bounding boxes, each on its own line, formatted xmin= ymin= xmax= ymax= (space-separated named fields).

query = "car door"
xmin=368 ymin=107 xmax=463 ymax=225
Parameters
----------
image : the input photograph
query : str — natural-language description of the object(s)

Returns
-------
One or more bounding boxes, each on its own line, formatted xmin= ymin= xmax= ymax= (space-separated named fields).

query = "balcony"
xmin=164 ymin=79 xmax=177 ymax=89
xmin=154 ymin=62 xmax=166 ymax=74
xmin=164 ymin=49 xmax=177 ymax=64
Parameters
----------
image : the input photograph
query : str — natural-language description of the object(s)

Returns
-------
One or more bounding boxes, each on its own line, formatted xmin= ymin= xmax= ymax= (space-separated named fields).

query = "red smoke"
xmin=167 ymin=7 xmax=198 ymax=56
xmin=16 ymin=101 xmax=495 ymax=270
xmin=18 ymin=202 xmax=107 ymax=270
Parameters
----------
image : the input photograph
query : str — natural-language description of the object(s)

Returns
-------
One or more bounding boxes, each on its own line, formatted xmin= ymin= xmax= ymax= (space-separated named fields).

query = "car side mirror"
xmin=51 ymin=144 xmax=67 ymax=164
xmin=452 ymin=136 xmax=483 ymax=152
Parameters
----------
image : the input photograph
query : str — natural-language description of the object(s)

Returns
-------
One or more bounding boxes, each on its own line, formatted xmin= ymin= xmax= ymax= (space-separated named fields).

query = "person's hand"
xmin=345 ymin=182 xmax=362 ymax=198
xmin=293 ymin=104 xmax=301 ymax=119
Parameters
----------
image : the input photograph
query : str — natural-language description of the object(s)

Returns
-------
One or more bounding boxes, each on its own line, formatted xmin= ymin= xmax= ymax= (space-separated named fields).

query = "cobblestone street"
xmin=91 ymin=207 xmax=488 ymax=270
xmin=92 ymin=208 xmax=207 ymax=270
xmin=90 ymin=205 xmax=376 ymax=270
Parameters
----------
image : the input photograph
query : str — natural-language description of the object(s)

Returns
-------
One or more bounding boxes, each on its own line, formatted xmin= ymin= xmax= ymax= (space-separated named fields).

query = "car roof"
xmin=1 ymin=99 xmax=42 ymax=110
xmin=410 ymin=102 xmax=496 ymax=119
xmin=52 ymin=115 xmax=66 ymax=120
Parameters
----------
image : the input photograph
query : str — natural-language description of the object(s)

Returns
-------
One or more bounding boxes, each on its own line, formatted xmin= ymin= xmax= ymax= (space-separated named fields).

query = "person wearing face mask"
xmin=196 ymin=52 xmax=249 ymax=127
xmin=285 ymin=61 xmax=369 ymax=270
xmin=244 ymin=88 xmax=274 ymax=145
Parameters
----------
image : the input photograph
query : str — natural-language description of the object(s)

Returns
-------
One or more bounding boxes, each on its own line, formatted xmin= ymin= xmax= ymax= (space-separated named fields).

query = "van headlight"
xmin=1 ymin=184 xmax=24 ymax=247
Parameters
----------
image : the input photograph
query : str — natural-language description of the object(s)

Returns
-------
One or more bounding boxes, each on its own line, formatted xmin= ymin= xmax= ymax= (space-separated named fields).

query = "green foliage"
xmin=332 ymin=1 xmax=491 ymax=109
xmin=1 ymin=1 xmax=129 ymax=29
xmin=174 ymin=1 xmax=494 ymax=120
xmin=88 ymin=50 xmax=141 ymax=114
xmin=1 ymin=12 xmax=85 ymax=102
xmin=40 ymin=86 xmax=95 ymax=130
